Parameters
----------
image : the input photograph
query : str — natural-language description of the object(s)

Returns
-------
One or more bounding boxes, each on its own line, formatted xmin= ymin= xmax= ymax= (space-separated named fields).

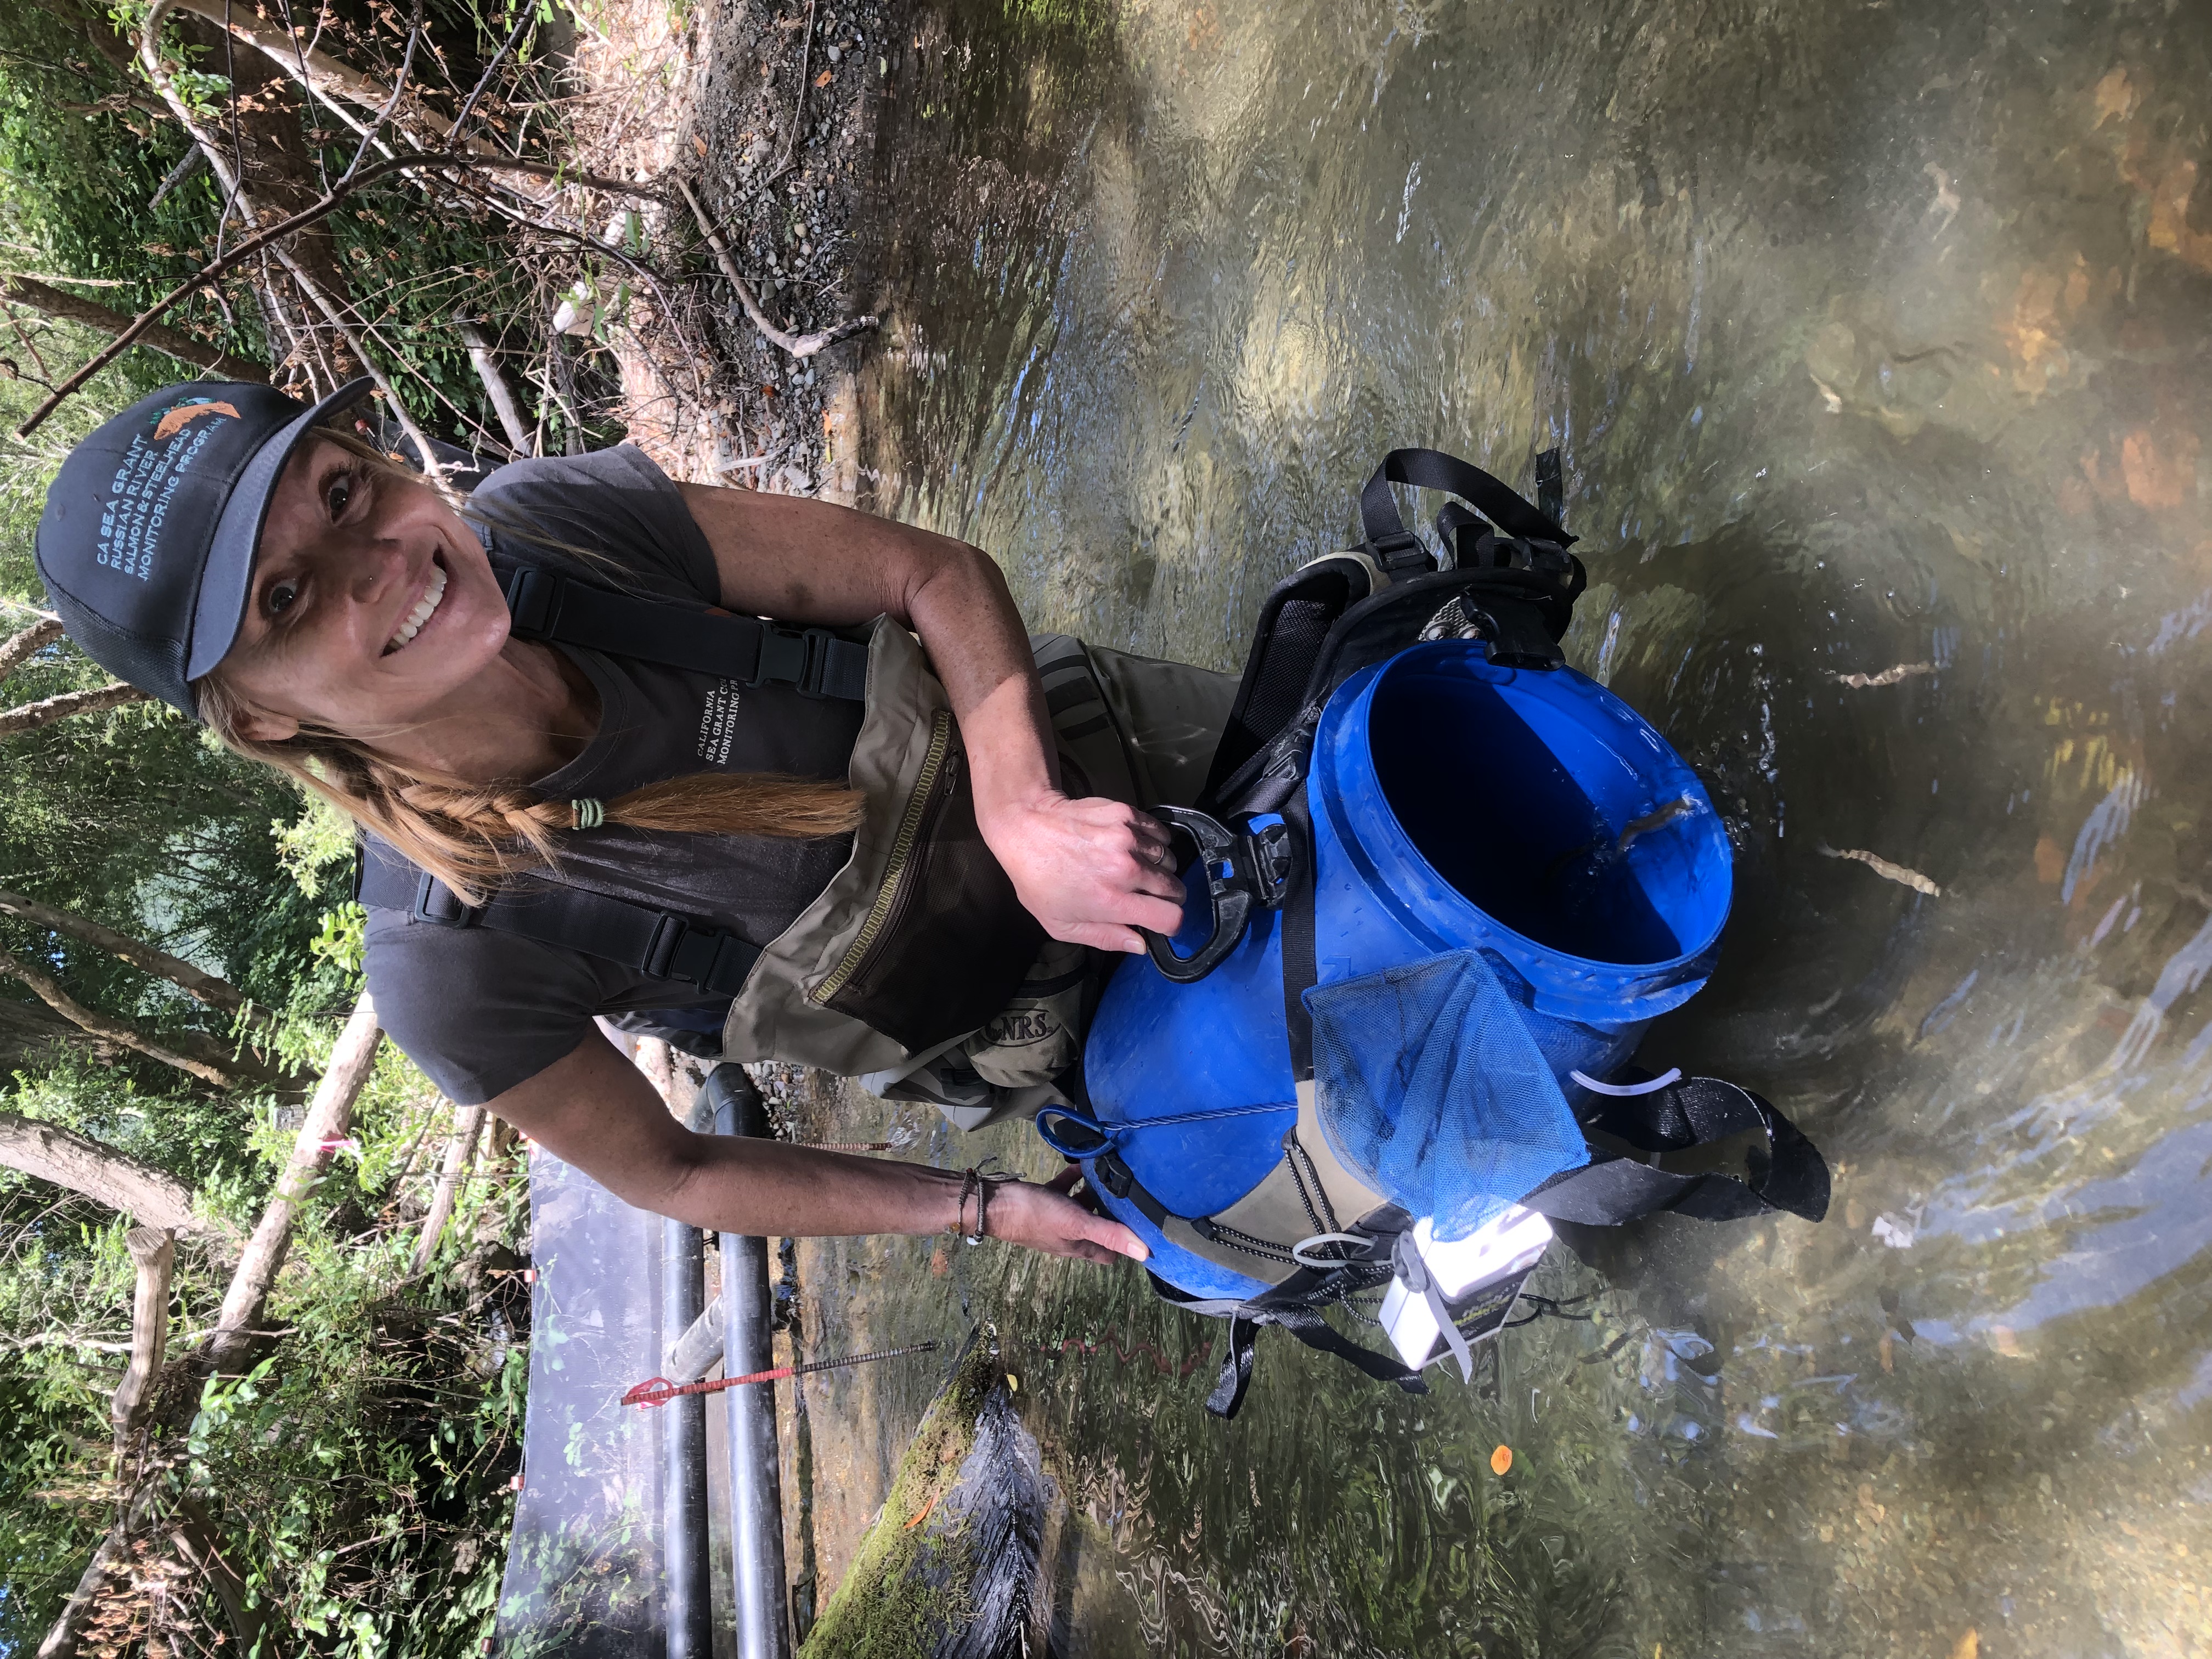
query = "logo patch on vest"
xmin=696 ymin=679 xmax=743 ymax=764
xmin=980 ymin=1008 xmax=1062 ymax=1050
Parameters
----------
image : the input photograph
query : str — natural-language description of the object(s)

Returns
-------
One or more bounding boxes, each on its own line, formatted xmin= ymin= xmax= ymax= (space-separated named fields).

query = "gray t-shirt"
xmin=364 ymin=447 xmax=864 ymax=1104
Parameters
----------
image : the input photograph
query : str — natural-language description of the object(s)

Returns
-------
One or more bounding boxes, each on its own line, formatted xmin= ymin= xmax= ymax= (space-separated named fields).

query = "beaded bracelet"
xmin=956 ymin=1166 xmax=1013 ymax=1246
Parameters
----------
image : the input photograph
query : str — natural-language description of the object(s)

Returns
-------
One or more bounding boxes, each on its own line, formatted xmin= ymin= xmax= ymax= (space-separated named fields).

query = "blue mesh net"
xmin=1307 ymin=949 xmax=1588 ymax=1242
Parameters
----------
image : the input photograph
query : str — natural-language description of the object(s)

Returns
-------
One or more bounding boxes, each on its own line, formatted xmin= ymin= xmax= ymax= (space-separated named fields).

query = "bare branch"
xmin=111 ymin=1227 xmax=174 ymax=1458
xmin=168 ymin=0 xmax=450 ymax=137
xmin=0 ymin=617 xmax=66 ymax=682
xmin=167 ymin=1496 xmax=269 ymax=1658
xmin=409 ymin=1103 xmax=483 ymax=1274
xmin=677 ymin=178 xmax=877 ymax=360
xmin=203 ymin=993 xmax=381 ymax=1377
xmin=0 ymin=682 xmax=147 ymax=736
xmin=0 ymin=1113 xmax=224 ymax=1240
xmin=455 ymin=317 xmax=531 ymax=453
xmin=18 ymin=149 xmax=667 ymax=437
xmin=0 ymin=884 xmax=269 ymax=1029
xmin=0 ymin=949 xmax=246 ymax=1089
xmin=34 ymin=1524 xmax=130 ymax=1659
xmin=1 ymin=277 xmax=266 ymax=382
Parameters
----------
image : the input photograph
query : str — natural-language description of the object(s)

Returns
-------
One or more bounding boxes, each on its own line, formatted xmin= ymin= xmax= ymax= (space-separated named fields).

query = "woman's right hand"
xmin=986 ymin=1168 xmax=1150 ymax=1266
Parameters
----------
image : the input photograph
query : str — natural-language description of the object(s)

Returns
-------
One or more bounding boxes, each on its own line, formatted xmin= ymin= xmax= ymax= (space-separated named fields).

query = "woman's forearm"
xmin=902 ymin=544 xmax=1062 ymax=825
xmin=663 ymin=1136 xmax=967 ymax=1237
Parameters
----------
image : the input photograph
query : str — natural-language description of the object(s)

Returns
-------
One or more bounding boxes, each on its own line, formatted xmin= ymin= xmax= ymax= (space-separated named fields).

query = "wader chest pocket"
xmin=810 ymin=710 xmax=1044 ymax=1052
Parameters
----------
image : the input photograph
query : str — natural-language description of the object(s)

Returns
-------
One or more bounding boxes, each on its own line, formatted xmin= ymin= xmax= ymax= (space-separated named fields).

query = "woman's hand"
xmin=980 ymin=791 xmax=1187 ymax=953
xmin=986 ymin=1169 xmax=1150 ymax=1265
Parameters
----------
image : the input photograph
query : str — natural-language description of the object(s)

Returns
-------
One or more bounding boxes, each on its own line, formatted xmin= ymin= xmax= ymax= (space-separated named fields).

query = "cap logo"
xmin=152 ymin=398 xmax=240 ymax=441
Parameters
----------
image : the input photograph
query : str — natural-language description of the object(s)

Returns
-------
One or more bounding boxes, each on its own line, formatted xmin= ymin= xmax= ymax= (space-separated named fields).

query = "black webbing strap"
xmin=1278 ymin=791 xmax=1319 ymax=1086
xmin=356 ymin=839 xmax=764 ymax=998
xmin=1525 ymin=1077 xmax=1831 ymax=1226
xmin=501 ymin=567 xmax=869 ymax=701
xmin=1357 ymin=448 xmax=1576 ymax=570
xmin=1206 ymin=1316 xmax=1260 ymax=1417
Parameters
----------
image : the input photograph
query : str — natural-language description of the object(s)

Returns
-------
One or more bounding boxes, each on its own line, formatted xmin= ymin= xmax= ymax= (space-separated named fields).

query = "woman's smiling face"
xmin=213 ymin=436 xmax=513 ymax=742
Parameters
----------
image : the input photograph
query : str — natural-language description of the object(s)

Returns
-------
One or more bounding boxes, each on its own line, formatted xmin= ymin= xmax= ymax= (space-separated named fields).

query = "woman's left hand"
xmin=981 ymin=791 xmax=1188 ymax=953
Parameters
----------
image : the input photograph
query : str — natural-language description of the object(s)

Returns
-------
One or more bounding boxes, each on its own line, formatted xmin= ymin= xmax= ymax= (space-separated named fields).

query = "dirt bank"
xmin=578 ymin=0 xmax=899 ymax=497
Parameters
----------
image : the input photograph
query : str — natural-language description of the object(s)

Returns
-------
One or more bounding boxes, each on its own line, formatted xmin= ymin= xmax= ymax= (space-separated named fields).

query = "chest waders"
xmin=1046 ymin=449 xmax=1831 ymax=1419
xmin=357 ymin=565 xmax=1052 ymax=1079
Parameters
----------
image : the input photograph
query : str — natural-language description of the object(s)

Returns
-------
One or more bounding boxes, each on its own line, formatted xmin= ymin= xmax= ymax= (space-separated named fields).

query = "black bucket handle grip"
xmin=1138 ymin=808 xmax=1298 ymax=984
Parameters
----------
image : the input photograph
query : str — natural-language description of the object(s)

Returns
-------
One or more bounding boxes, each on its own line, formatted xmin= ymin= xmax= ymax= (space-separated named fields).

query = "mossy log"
xmin=802 ymin=1329 xmax=1052 ymax=1659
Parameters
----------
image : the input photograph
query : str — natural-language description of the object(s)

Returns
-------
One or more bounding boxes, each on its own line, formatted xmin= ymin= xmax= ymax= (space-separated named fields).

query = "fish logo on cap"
xmin=151 ymin=398 xmax=240 ymax=441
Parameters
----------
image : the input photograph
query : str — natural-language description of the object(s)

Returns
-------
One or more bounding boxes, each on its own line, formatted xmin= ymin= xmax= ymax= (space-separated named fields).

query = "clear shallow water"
xmin=797 ymin=1 xmax=2212 ymax=1652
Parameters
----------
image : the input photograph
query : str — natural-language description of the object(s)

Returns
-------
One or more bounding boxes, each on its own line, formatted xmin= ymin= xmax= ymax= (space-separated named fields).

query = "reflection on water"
xmin=815 ymin=0 xmax=2212 ymax=1651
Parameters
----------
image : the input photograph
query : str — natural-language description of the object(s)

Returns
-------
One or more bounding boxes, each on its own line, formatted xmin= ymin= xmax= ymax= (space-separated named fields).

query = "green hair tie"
xmin=571 ymin=798 xmax=605 ymax=831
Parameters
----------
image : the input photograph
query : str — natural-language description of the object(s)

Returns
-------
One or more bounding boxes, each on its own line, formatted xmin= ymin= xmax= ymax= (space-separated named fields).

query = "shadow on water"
xmin=796 ymin=0 xmax=2212 ymax=1652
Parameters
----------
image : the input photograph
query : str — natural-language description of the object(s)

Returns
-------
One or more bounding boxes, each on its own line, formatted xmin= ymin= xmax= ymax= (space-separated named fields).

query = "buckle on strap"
xmin=644 ymin=913 xmax=758 ymax=996
xmin=410 ymin=873 xmax=483 ymax=929
xmin=1364 ymin=528 xmax=1431 ymax=576
xmin=503 ymin=566 xmax=560 ymax=635
xmin=749 ymin=625 xmax=840 ymax=697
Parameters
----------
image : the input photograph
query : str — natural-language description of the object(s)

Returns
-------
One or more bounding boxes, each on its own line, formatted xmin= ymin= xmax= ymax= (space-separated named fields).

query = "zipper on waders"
xmin=812 ymin=709 xmax=956 ymax=1006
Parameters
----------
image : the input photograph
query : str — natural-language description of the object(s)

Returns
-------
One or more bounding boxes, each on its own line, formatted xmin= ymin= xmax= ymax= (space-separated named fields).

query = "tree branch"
xmin=409 ymin=1104 xmax=483 ymax=1274
xmin=677 ymin=178 xmax=877 ymax=360
xmin=0 ymin=617 xmax=65 ymax=683
xmin=111 ymin=1226 xmax=173 ymax=1459
xmin=0 ymin=682 xmax=147 ymax=737
xmin=0 ymin=950 xmax=246 ymax=1088
xmin=1 ymin=276 xmax=266 ymax=382
xmin=18 ymin=149 xmax=669 ymax=437
xmin=33 ymin=1523 xmax=130 ymax=1659
xmin=169 ymin=0 xmax=452 ymax=138
xmin=203 ymin=993 xmax=380 ymax=1377
xmin=0 ymin=1113 xmax=224 ymax=1240
xmin=166 ymin=1496 xmax=269 ymax=1659
xmin=454 ymin=317 xmax=530 ymax=453
xmin=0 ymin=884 xmax=268 ymax=1031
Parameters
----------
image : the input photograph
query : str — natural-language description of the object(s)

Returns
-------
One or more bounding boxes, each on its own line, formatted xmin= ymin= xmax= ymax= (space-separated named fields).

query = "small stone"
xmin=827 ymin=44 xmax=840 ymax=62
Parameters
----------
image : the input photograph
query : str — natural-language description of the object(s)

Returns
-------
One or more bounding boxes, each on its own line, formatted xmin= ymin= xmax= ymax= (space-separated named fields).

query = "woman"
xmin=36 ymin=377 xmax=1237 ymax=1265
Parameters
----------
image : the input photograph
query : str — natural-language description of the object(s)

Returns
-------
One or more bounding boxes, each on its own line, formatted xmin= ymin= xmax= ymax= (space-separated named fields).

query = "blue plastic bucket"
xmin=1073 ymin=639 xmax=1733 ymax=1299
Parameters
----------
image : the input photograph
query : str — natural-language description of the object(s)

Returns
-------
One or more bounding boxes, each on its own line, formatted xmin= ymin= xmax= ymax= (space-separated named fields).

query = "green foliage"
xmin=0 ymin=7 xmax=246 ymax=380
xmin=0 ymin=1035 xmax=529 ymax=1652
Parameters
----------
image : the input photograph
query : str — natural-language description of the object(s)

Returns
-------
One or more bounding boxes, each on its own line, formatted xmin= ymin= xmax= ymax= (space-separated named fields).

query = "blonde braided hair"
xmin=193 ymin=430 xmax=864 ymax=906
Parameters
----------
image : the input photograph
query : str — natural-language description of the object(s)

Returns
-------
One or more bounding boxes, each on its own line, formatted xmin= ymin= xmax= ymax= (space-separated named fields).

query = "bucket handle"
xmin=1139 ymin=808 xmax=1299 ymax=984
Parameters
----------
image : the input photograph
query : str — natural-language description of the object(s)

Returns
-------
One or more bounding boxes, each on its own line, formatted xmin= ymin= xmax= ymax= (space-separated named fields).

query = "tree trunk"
xmin=0 ymin=949 xmax=262 ymax=1089
xmin=203 ymin=994 xmax=380 ymax=1377
xmin=0 ymin=277 xmax=267 ymax=381
xmin=410 ymin=1105 xmax=484 ymax=1275
xmin=0 ymin=1113 xmax=219 ymax=1239
xmin=111 ymin=1227 xmax=174 ymax=1458
xmin=33 ymin=1524 xmax=130 ymax=1659
xmin=456 ymin=317 xmax=532 ymax=453
xmin=0 ymin=682 xmax=146 ymax=737
xmin=166 ymin=1496 xmax=270 ymax=1659
xmin=0 ymin=883 xmax=272 ymax=1029
xmin=170 ymin=10 xmax=360 ymax=381
xmin=171 ymin=0 xmax=448 ymax=137
xmin=0 ymin=616 xmax=65 ymax=682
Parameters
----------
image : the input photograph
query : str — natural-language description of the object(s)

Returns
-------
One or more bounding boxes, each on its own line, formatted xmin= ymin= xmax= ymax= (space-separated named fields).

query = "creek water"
xmin=788 ymin=1 xmax=2212 ymax=1652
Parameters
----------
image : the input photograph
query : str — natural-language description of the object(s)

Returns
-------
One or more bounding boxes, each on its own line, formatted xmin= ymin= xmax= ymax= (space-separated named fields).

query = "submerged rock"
xmin=801 ymin=1330 xmax=1054 ymax=1659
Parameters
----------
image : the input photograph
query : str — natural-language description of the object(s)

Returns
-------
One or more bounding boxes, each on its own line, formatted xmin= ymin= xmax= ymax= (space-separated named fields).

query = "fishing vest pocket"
xmin=808 ymin=709 xmax=1045 ymax=1051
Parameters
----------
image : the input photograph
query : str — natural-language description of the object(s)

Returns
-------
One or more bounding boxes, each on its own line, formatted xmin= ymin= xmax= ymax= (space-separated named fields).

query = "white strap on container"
xmin=1289 ymin=1233 xmax=1370 ymax=1268
xmin=1568 ymin=1066 xmax=1682 ymax=1097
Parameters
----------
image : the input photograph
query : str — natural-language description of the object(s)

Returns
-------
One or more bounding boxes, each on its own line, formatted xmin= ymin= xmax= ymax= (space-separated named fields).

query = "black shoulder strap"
xmin=355 ymin=838 xmax=763 ymax=998
xmin=1358 ymin=447 xmax=1576 ymax=571
xmin=501 ymin=567 xmax=869 ymax=701
xmin=1526 ymin=1076 xmax=1831 ymax=1225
